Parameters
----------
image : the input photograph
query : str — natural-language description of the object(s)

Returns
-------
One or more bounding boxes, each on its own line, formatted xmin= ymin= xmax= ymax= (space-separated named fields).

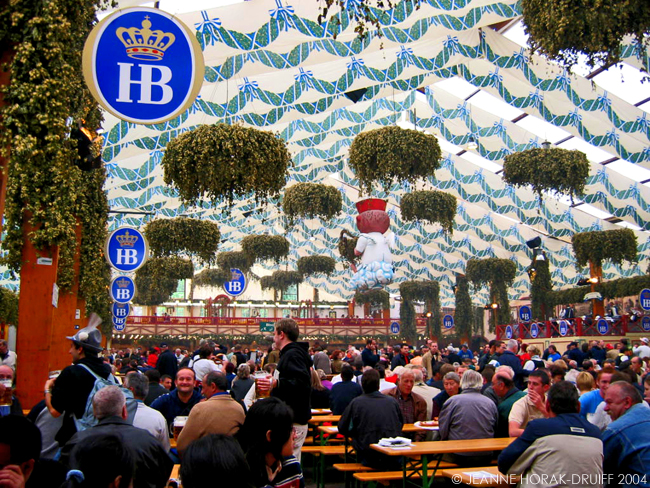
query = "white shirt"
xmin=192 ymin=359 xmax=221 ymax=380
xmin=133 ymin=401 xmax=170 ymax=451
xmin=633 ymin=344 xmax=650 ymax=359
xmin=1 ymin=351 xmax=17 ymax=370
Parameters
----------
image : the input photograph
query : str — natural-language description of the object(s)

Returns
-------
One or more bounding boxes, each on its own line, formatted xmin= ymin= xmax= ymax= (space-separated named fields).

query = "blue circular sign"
xmin=113 ymin=315 xmax=127 ymax=331
xmin=558 ymin=320 xmax=568 ymax=337
xmin=105 ymin=227 xmax=148 ymax=272
xmin=111 ymin=276 xmax=136 ymax=304
xmin=505 ymin=325 xmax=513 ymax=339
xmin=224 ymin=269 xmax=247 ymax=297
xmin=443 ymin=314 xmax=454 ymax=329
xmin=112 ymin=302 xmax=131 ymax=319
xmin=519 ymin=306 xmax=532 ymax=322
xmin=640 ymin=289 xmax=650 ymax=311
xmin=530 ymin=322 xmax=539 ymax=338
xmin=83 ymin=7 xmax=204 ymax=124
xmin=390 ymin=321 xmax=400 ymax=334
xmin=642 ymin=316 xmax=650 ymax=332
xmin=597 ymin=318 xmax=609 ymax=335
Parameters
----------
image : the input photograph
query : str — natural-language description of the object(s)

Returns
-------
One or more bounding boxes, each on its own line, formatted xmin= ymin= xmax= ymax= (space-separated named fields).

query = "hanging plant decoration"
xmin=260 ymin=270 xmax=303 ymax=292
xmin=521 ymin=0 xmax=650 ymax=71
xmin=297 ymin=256 xmax=337 ymax=277
xmin=348 ymin=126 xmax=442 ymax=194
xmin=502 ymin=147 xmax=589 ymax=204
xmin=454 ymin=274 xmax=474 ymax=338
xmin=550 ymin=274 xmax=650 ymax=307
xmin=241 ymin=235 xmax=290 ymax=264
xmin=528 ymin=256 xmax=553 ymax=321
xmin=400 ymin=190 xmax=457 ymax=233
xmin=354 ymin=289 xmax=390 ymax=310
xmin=217 ymin=251 xmax=254 ymax=274
xmin=193 ymin=268 xmax=231 ymax=288
xmin=283 ymin=183 xmax=343 ymax=227
xmin=571 ymin=228 xmax=638 ymax=268
xmin=338 ymin=230 xmax=359 ymax=267
xmin=145 ymin=218 xmax=221 ymax=265
xmin=134 ymin=257 xmax=194 ymax=306
xmin=162 ymin=124 xmax=291 ymax=208
xmin=399 ymin=280 xmax=441 ymax=342
xmin=466 ymin=258 xmax=517 ymax=331
xmin=0 ymin=287 xmax=19 ymax=326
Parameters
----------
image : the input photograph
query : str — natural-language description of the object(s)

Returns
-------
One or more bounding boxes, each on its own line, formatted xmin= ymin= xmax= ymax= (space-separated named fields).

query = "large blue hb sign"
xmin=112 ymin=302 xmax=131 ymax=318
xmin=443 ymin=314 xmax=454 ymax=329
xmin=83 ymin=7 xmax=204 ymax=124
xmin=111 ymin=276 xmax=136 ymax=304
xmin=105 ymin=227 xmax=148 ymax=272
xmin=224 ymin=269 xmax=247 ymax=297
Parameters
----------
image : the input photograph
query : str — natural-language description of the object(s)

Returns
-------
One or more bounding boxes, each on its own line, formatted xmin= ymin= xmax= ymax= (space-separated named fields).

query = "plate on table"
xmin=414 ymin=421 xmax=439 ymax=431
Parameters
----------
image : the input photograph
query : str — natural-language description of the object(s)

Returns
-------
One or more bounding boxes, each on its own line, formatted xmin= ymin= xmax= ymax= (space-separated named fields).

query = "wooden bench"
xmin=302 ymin=445 xmax=351 ymax=488
xmin=166 ymin=464 xmax=180 ymax=488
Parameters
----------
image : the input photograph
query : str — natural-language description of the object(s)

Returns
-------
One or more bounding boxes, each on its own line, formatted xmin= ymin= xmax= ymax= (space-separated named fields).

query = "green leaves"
xmin=354 ymin=289 xmax=390 ymax=310
xmin=217 ymin=251 xmax=254 ymax=274
xmin=260 ymin=270 xmax=303 ymax=292
xmin=134 ymin=257 xmax=194 ymax=306
xmin=400 ymin=190 xmax=456 ymax=234
xmin=348 ymin=126 xmax=442 ymax=195
xmin=145 ymin=218 xmax=221 ymax=265
xmin=572 ymin=228 xmax=638 ymax=268
xmin=466 ymin=258 xmax=517 ymax=289
xmin=503 ymin=147 xmax=589 ymax=204
xmin=0 ymin=288 xmax=19 ymax=326
xmin=338 ymin=230 xmax=359 ymax=266
xmin=193 ymin=268 xmax=231 ymax=288
xmin=241 ymin=235 xmax=290 ymax=264
xmin=161 ymin=124 xmax=291 ymax=208
xmin=297 ymin=255 xmax=337 ymax=277
xmin=282 ymin=183 xmax=342 ymax=227
xmin=399 ymin=280 xmax=441 ymax=341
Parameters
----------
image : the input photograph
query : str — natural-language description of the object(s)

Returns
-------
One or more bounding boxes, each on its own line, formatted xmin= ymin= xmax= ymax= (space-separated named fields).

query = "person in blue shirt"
xmin=578 ymin=368 xmax=613 ymax=419
xmin=547 ymin=345 xmax=561 ymax=362
xmin=150 ymin=367 xmax=202 ymax=436
xmin=458 ymin=344 xmax=474 ymax=361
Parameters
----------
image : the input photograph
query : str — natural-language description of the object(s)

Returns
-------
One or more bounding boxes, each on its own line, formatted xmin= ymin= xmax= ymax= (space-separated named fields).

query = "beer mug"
xmin=0 ymin=379 xmax=12 ymax=407
xmin=253 ymin=371 xmax=271 ymax=399
xmin=173 ymin=416 xmax=188 ymax=441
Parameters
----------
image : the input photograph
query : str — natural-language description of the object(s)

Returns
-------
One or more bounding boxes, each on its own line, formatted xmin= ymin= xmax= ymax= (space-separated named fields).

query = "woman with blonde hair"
xmin=576 ymin=371 xmax=595 ymax=396
xmin=310 ymin=368 xmax=331 ymax=408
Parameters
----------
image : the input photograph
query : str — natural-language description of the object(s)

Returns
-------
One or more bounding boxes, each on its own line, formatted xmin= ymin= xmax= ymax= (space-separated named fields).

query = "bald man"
xmin=0 ymin=365 xmax=22 ymax=417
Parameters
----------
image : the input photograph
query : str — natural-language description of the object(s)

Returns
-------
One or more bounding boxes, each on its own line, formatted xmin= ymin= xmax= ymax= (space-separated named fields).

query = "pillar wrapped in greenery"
xmin=134 ymin=257 xmax=194 ymax=306
xmin=161 ymin=124 xmax=291 ymax=208
xmin=502 ymin=147 xmax=589 ymax=204
xmin=454 ymin=275 xmax=473 ymax=340
xmin=399 ymin=280 xmax=441 ymax=342
xmin=144 ymin=218 xmax=221 ymax=265
xmin=521 ymin=0 xmax=650 ymax=70
xmin=283 ymin=183 xmax=343 ymax=226
xmin=241 ymin=235 xmax=290 ymax=264
xmin=354 ymin=289 xmax=390 ymax=311
xmin=571 ymin=228 xmax=637 ymax=268
xmin=466 ymin=258 xmax=517 ymax=331
xmin=400 ymin=190 xmax=456 ymax=233
xmin=529 ymin=257 xmax=553 ymax=321
xmin=348 ymin=126 xmax=442 ymax=194
xmin=297 ymin=256 xmax=336 ymax=277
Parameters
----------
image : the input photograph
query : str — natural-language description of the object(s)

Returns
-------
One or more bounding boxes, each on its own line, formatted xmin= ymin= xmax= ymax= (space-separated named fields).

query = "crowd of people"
xmin=1 ymin=322 xmax=650 ymax=488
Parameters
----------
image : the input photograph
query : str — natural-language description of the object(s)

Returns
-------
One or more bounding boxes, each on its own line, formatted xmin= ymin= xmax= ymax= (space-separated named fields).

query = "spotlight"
xmin=490 ymin=303 xmax=499 ymax=309
xmin=466 ymin=135 xmax=478 ymax=150
xmin=533 ymin=248 xmax=546 ymax=261
xmin=589 ymin=277 xmax=599 ymax=284
xmin=577 ymin=278 xmax=590 ymax=286
xmin=426 ymin=312 xmax=432 ymax=318
xmin=526 ymin=236 xmax=542 ymax=249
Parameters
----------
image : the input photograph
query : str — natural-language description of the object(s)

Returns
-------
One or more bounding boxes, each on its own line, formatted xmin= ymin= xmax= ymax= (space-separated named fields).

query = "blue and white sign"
xmin=112 ymin=302 xmax=131 ymax=318
xmin=390 ymin=321 xmax=400 ymax=334
xmin=113 ymin=315 xmax=127 ymax=331
xmin=530 ymin=322 xmax=539 ymax=338
xmin=558 ymin=320 xmax=568 ymax=337
xmin=83 ymin=7 xmax=204 ymax=124
xmin=640 ymin=289 xmax=650 ymax=311
xmin=505 ymin=325 xmax=513 ymax=339
xmin=224 ymin=268 xmax=247 ymax=297
xmin=642 ymin=316 xmax=650 ymax=332
xmin=597 ymin=318 xmax=609 ymax=335
xmin=105 ymin=227 xmax=148 ymax=272
xmin=111 ymin=276 xmax=136 ymax=304
xmin=519 ymin=306 xmax=532 ymax=322
xmin=443 ymin=314 xmax=454 ymax=329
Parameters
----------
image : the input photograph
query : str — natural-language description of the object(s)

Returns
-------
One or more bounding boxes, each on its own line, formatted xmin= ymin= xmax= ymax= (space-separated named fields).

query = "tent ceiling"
xmin=12 ymin=0 xmax=650 ymax=307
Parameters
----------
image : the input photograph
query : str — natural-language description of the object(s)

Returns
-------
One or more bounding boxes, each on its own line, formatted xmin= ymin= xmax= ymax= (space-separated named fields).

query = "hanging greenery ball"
xmin=193 ymin=268 xmax=231 ymax=288
xmin=354 ymin=289 xmax=390 ymax=310
xmin=348 ymin=126 xmax=442 ymax=194
xmin=502 ymin=147 xmax=589 ymax=204
xmin=297 ymin=255 xmax=337 ymax=277
xmin=260 ymin=270 xmax=303 ymax=292
xmin=465 ymin=258 xmax=517 ymax=289
xmin=134 ymin=257 xmax=194 ymax=306
xmin=241 ymin=235 xmax=290 ymax=263
xmin=145 ymin=217 xmax=221 ymax=265
xmin=400 ymin=190 xmax=456 ymax=233
xmin=217 ymin=251 xmax=254 ymax=273
xmin=161 ymin=124 xmax=291 ymax=208
xmin=571 ymin=228 xmax=637 ymax=268
xmin=282 ymin=183 xmax=343 ymax=226
xmin=338 ymin=230 xmax=359 ymax=266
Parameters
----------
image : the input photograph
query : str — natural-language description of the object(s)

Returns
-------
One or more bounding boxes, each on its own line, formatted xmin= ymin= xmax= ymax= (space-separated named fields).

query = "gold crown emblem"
xmin=116 ymin=278 xmax=130 ymax=288
xmin=116 ymin=16 xmax=176 ymax=61
xmin=230 ymin=269 xmax=242 ymax=280
xmin=116 ymin=230 xmax=139 ymax=247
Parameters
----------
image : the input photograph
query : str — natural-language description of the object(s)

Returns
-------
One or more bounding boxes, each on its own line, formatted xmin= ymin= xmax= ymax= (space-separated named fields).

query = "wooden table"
xmin=308 ymin=414 xmax=341 ymax=425
xmin=371 ymin=438 xmax=515 ymax=488
xmin=440 ymin=466 xmax=518 ymax=487
xmin=312 ymin=408 xmax=332 ymax=415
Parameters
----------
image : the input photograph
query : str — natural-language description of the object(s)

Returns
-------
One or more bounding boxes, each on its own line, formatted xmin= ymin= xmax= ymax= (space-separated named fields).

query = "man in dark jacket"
xmin=150 ymin=368 xmax=202 ymax=435
xmin=498 ymin=339 xmax=525 ymax=390
xmin=62 ymin=385 xmax=173 ymax=488
xmin=266 ymin=318 xmax=313 ymax=461
xmin=155 ymin=343 xmax=178 ymax=384
xmin=330 ymin=365 xmax=362 ymax=414
xmin=144 ymin=369 xmax=170 ymax=406
xmin=339 ymin=369 xmax=403 ymax=470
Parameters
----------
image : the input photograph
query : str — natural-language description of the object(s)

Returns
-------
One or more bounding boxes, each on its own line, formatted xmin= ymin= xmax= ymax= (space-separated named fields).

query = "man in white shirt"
xmin=0 ymin=340 xmax=17 ymax=370
xmin=633 ymin=337 xmax=650 ymax=359
xmin=125 ymin=372 xmax=170 ymax=451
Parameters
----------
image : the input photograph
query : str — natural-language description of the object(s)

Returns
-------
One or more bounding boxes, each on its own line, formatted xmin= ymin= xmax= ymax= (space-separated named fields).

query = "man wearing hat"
xmin=43 ymin=320 xmax=113 ymax=445
xmin=633 ymin=338 xmax=650 ymax=359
